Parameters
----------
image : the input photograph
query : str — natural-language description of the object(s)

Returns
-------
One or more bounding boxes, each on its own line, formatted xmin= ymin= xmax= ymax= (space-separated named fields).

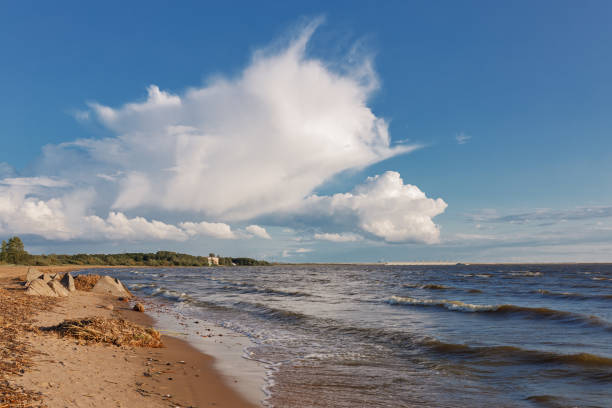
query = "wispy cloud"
xmin=314 ymin=232 xmax=363 ymax=242
xmin=468 ymin=206 xmax=612 ymax=225
xmin=455 ymin=132 xmax=471 ymax=145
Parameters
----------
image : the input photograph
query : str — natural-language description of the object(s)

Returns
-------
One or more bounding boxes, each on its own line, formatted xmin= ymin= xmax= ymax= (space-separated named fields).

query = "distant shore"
xmin=0 ymin=265 xmax=258 ymax=407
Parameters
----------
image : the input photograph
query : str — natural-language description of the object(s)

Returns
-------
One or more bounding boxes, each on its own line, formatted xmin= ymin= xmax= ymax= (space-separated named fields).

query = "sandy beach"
xmin=0 ymin=265 xmax=258 ymax=408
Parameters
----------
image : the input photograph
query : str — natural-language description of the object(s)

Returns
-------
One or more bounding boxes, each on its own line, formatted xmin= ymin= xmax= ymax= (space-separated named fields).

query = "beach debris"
xmin=74 ymin=274 xmax=102 ymax=291
xmin=25 ymin=278 xmax=59 ymax=297
xmin=91 ymin=276 xmax=132 ymax=298
xmin=44 ymin=317 xmax=163 ymax=348
xmin=133 ymin=303 xmax=145 ymax=312
xmin=61 ymin=272 xmax=76 ymax=292
xmin=48 ymin=279 xmax=70 ymax=297
xmin=0 ymin=287 xmax=55 ymax=406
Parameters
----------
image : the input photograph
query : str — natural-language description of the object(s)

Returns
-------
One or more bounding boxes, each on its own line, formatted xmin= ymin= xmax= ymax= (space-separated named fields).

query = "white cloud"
xmin=314 ymin=232 xmax=363 ymax=242
xmin=84 ymin=212 xmax=188 ymax=241
xmin=455 ymin=132 xmax=471 ymax=145
xmin=1 ymin=177 xmax=70 ymax=188
xmin=50 ymin=19 xmax=415 ymax=222
xmin=302 ymin=171 xmax=447 ymax=243
xmin=295 ymin=248 xmax=313 ymax=253
xmin=179 ymin=221 xmax=237 ymax=239
xmin=0 ymin=163 xmax=16 ymax=179
xmin=246 ymin=225 xmax=271 ymax=239
xmin=0 ymin=21 xmax=447 ymax=249
xmin=0 ymin=180 xmax=187 ymax=241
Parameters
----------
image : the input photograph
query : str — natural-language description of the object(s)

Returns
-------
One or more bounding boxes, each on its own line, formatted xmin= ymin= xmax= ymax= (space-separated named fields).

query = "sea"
xmin=77 ymin=264 xmax=612 ymax=407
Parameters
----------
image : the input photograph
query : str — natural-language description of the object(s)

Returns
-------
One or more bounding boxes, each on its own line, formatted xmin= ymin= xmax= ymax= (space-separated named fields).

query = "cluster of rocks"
xmin=24 ymin=268 xmax=131 ymax=298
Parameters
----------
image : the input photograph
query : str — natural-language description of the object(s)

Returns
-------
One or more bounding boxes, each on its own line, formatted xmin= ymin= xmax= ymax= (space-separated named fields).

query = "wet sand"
xmin=0 ymin=265 xmax=258 ymax=408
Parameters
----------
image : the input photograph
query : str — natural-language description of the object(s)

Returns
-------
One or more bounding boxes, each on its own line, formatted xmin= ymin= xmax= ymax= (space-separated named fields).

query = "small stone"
xmin=133 ymin=303 xmax=145 ymax=312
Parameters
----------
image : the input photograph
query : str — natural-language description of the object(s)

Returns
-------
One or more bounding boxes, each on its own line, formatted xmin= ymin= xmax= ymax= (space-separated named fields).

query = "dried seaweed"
xmin=73 ymin=274 xmax=101 ymax=291
xmin=0 ymin=287 xmax=55 ymax=407
xmin=45 ymin=317 xmax=163 ymax=348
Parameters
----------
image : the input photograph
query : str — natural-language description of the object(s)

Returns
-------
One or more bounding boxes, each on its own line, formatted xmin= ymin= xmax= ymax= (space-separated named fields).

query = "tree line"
xmin=0 ymin=236 xmax=270 ymax=267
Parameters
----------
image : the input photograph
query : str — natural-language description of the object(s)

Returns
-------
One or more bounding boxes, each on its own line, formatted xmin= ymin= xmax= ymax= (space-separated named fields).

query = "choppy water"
xmin=80 ymin=264 xmax=612 ymax=407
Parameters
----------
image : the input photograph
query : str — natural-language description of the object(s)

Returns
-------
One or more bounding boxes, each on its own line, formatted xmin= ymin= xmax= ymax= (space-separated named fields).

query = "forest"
xmin=0 ymin=236 xmax=270 ymax=266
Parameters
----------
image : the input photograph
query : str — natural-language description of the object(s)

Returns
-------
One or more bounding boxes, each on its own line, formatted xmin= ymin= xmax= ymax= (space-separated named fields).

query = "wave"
xmin=216 ymin=280 xmax=312 ymax=297
xmin=532 ymin=289 xmax=612 ymax=301
xmin=421 ymin=284 xmax=450 ymax=290
xmin=387 ymin=296 xmax=612 ymax=329
xmin=423 ymin=339 xmax=612 ymax=368
xmin=457 ymin=273 xmax=492 ymax=278
xmin=525 ymin=395 xmax=571 ymax=408
xmin=235 ymin=301 xmax=311 ymax=323
xmin=509 ymin=270 xmax=542 ymax=277
xmin=402 ymin=283 xmax=452 ymax=290
xmin=388 ymin=296 xmax=495 ymax=312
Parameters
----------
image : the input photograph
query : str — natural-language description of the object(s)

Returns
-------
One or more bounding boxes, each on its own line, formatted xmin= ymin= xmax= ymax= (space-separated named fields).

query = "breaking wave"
xmin=423 ymin=339 xmax=612 ymax=368
xmin=387 ymin=296 xmax=612 ymax=329
xmin=532 ymin=289 xmax=612 ymax=301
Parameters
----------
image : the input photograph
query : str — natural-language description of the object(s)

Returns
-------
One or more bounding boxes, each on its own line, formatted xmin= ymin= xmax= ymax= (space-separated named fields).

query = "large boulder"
xmin=91 ymin=276 xmax=131 ymax=297
xmin=25 ymin=279 xmax=58 ymax=297
xmin=60 ymin=272 xmax=76 ymax=292
xmin=25 ymin=268 xmax=43 ymax=285
xmin=48 ymin=280 xmax=70 ymax=297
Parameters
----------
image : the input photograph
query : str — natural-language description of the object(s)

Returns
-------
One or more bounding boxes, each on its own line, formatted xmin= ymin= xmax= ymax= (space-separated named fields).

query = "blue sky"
xmin=1 ymin=1 xmax=611 ymax=262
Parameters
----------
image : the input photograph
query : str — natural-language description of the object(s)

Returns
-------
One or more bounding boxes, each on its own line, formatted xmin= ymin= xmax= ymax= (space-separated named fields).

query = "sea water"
xmin=77 ymin=264 xmax=612 ymax=407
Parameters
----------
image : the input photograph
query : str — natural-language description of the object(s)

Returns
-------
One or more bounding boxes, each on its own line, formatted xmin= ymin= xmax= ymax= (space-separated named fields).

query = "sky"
xmin=1 ymin=1 xmax=611 ymax=262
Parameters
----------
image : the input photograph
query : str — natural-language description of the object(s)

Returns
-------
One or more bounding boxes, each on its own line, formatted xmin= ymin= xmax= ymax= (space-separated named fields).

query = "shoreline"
xmin=0 ymin=265 xmax=259 ymax=408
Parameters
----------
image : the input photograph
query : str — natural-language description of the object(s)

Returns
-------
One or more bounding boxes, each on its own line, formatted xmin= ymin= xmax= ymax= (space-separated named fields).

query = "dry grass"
xmin=0 ymin=287 xmax=56 ymax=407
xmin=45 ymin=317 xmax=163 ymax=348
xmin=73 ymin=274 xmax=101 ymax=291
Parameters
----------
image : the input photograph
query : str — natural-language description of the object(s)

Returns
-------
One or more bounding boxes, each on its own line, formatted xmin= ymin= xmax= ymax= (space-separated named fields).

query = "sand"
xmin=0 ymin=265 xmax=259 ymax=408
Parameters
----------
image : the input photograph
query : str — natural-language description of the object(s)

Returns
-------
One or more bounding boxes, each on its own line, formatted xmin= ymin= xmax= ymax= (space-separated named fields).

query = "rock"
xmin=133 ymin=303 xmax=145 ymax=312
xmin=25 ymin=268 xmax=43 ymax=284
xmin=25 ymin=279 xmax=58 ymax=297
xmin=42 ymin=273 xmax=51 ymax=283
xmin=50 ymin=273 xmax=59 ymax=280
xmin=60 ymin=272 xmax=76 ymax=292
xmin=48 ymin=280 xmax=70 ymax=297
xmin=92 ymin=276 xmax=132 ymax=297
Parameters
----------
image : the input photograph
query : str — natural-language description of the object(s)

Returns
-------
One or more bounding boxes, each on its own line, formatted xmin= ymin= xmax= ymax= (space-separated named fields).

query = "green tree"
xmin=1 ymin=236 xmax=29 ymax=264
xmin=0 ymin=240 xmax=7 ymax=263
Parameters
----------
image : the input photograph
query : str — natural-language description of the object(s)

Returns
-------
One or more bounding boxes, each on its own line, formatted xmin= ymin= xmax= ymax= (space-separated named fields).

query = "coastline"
xmin=0 ymin=265 xmax=259 ymax=408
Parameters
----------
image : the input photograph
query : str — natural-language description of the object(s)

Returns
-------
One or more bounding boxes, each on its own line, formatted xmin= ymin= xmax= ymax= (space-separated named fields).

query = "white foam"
xmin=388 ymin=295 xmax=496 ymax=312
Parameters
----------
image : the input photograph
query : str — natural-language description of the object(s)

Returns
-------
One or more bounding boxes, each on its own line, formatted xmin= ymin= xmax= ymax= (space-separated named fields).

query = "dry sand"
xmin=0 ymin=265 xmax=259 ymax=408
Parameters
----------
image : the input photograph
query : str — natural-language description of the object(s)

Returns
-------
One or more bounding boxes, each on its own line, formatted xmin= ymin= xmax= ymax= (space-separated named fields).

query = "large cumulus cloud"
xmin=0 ymin=21 xmax=446 ymax=245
